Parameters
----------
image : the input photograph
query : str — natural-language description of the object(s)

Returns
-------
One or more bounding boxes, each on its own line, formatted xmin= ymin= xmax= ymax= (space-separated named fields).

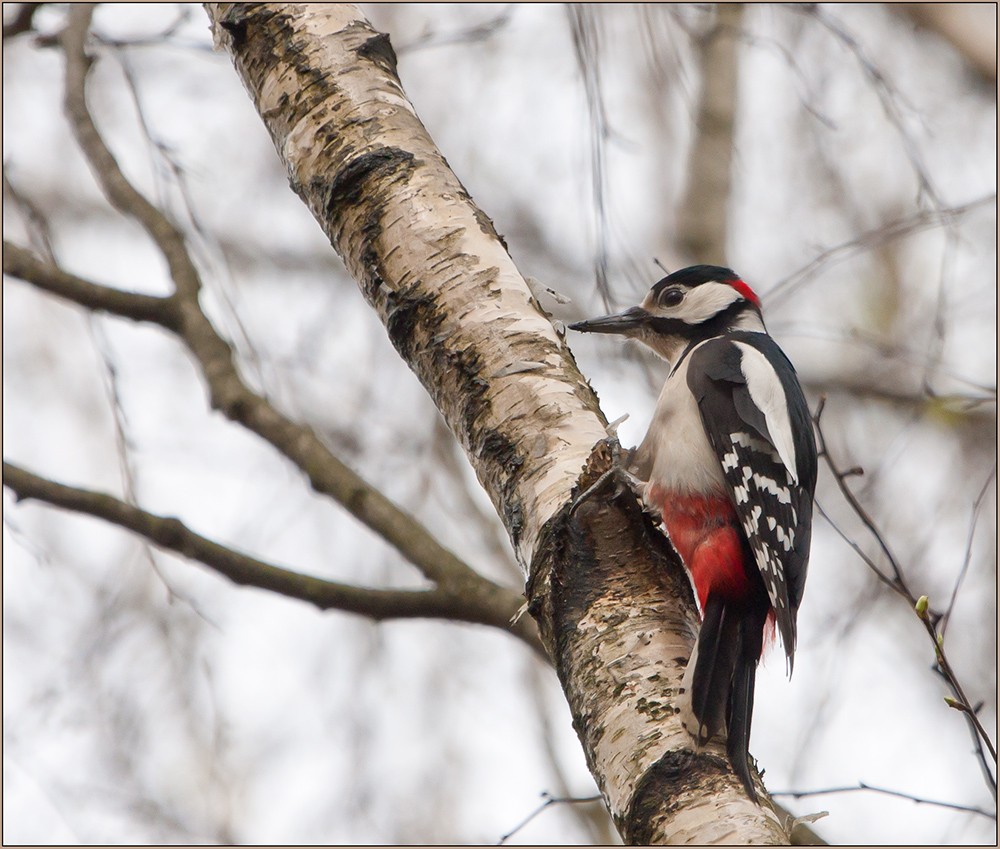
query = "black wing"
xmin=687 ymin=334 xmax=817 ymax=668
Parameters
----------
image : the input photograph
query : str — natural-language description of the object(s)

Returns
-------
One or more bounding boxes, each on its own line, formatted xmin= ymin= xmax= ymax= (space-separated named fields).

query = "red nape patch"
xmin=730 ymin=278 xmax=760 ymax=307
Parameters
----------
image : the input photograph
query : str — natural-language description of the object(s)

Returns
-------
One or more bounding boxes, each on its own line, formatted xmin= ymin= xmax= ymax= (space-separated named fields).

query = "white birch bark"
xmin=208 ymin=2 xmax=608 ymax=570
xmin=206 ymin=4 xmax=791 ymax=843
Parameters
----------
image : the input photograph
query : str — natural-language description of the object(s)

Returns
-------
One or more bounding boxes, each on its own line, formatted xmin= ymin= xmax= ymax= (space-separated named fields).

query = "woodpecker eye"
xmin=658 ymin=288 xmax=684 ymax=308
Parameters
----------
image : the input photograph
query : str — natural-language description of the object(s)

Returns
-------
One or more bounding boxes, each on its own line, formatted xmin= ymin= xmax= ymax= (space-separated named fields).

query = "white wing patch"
xmin=734 ymin=341 xmax=799 ymax=483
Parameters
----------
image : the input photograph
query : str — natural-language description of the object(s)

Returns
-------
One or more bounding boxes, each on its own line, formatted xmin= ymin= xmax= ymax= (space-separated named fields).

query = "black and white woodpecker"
xmin=570 ymin=265 xmax=817 ymax=801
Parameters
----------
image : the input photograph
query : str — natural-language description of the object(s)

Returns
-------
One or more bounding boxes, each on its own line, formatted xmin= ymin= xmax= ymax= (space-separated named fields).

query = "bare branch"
xmin=895 ymin=4 xmax=997 ymax=83
xmin=43 ymin=8 xmax=539 ymax=647
xmin=813 ymin=397 xmax=998 ymax=792
xmin=764 ymin=194 xmax=996 ymax=307
xmin=941 ymin=465 xmax=997 ymax=638
xmin=2 ymin=461 xmax=542 ymax=652
xmin=498 ymin=791 xmax=604 ymax=845
xmin=3 ymin=240 xmax=174 ymax=325
xmin=60 ymin=4 xmax=201 ymax=299
xmin=6 ymin=234 xmax=536 ymax=651
xmin=772 ymin=781 xmax=996 ymax=819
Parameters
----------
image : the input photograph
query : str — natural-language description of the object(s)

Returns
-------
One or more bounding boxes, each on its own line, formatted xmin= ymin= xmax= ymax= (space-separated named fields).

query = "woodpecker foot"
xmin=569 ymin=441 xmax=645 ymax=514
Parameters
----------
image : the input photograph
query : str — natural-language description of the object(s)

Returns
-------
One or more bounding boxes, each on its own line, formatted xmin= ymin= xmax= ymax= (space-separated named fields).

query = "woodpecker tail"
xmin=726 ymin=608 xmax=766 ymax=802
xmin=681 ymin=595 xmax=736 ymax=744
xmin=680 ymin=595 xmax=767 ymax=802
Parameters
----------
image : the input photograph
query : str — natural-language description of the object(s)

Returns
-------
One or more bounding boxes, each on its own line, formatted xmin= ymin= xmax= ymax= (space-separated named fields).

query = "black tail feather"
xmin=688 ymin=595 xmax=738 ymax=745
xmin=687 ymin=595 xmax=768 ymax=802
xmin=726 ymin=614 xmax=764 ymax=801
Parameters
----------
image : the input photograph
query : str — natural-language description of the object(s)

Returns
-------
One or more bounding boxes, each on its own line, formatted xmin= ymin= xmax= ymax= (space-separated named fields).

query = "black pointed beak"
xmin=569 ymin=305 xmax=651 ymax=335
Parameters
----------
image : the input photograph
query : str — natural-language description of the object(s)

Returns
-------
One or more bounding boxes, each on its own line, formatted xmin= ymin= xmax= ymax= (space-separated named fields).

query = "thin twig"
xmin=776 ymin=323 xmax=998 ymax=398
xmin=798 ymin=373 xmax=996 ymax=426
xmin=2 ymin=166 xmax=57 ymax=262
xmin=90 ymin=6 xmax=191 ymax=48
xmin=567 ymin=4 xmax=614 ymax=311
xmin=814 ymin=500 xmax=896 ymax=590
xmin=814 ymin=399 xmax=906 ymax=587
xmin=497 ymin=791 xmax=604 ymax=844
xmin=395 ymin=5 xmax=513 ymax=54
xmin=941 ymin=466 xmax=997 ymax=639
xmin=771 ymin=782 xmax=995 ymax=819
xmin=764 ymin=195 xmax=995 ymax=308
xmin=793 ymin=5 xmax=942 ymax=207
xmin=813 ymin=397 xmax=997 ymax=794
xmin=1 ymin=461 xmax=539 ymax=646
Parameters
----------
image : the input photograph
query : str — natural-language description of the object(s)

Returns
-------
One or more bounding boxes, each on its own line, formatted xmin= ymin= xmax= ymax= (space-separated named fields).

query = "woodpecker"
xmin=570 ymin=265 xmax=817 ymax=802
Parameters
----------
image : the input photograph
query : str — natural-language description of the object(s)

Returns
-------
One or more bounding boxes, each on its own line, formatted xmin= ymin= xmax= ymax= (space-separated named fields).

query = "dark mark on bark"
xmin=623 ymin=749 xmax=730 ymax=844
xmin=356 ymin=31 xmax=399 ymax=79
xmin=218 ymin=16 xmax=249 ymax=50
xmin=385 ymin=289 xmax=442 ymax=362
xmin=479 ymin=428 xmax=526 ymax=547
xmin=323 ymin=147 xmax=415 ymax=215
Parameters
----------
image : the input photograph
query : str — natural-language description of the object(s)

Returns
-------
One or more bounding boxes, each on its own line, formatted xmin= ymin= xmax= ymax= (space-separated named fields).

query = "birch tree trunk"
xmin=206 ymin=3 xmax=790 ymax=842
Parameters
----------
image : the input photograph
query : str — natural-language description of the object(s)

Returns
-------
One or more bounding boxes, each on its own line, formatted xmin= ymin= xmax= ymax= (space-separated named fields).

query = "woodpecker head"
xmin=569 ymin=265 xmax=764 ymax=363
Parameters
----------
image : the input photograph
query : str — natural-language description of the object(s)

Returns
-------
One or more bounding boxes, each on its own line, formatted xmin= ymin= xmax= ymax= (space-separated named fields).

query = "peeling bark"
xmin=206 ymin=4 xmax=791 ymax=842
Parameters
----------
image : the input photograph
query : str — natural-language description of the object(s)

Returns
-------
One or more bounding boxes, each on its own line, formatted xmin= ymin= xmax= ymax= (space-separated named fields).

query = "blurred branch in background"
xmin=567 ymin=4 xmax=614 ymax=309
xmin=763 ymin=195 xmax=997 ymax=309
xmin=813 ymin=397 xmax=997 ymax=799
xmin=3 ymin=6 xmax=542 ymax=653
xmin=1 ymin=2 xmax=41 ymax=40
xmin=678 ymin=3 xmax=742 ymax=265
xmin=773 ymin=781 xmax=997 ymax=819
xmin=3 ymin=461 xmax=511 ymax=625
xmin=795 ymin=5 xmax=944 ymax=208
xmin=895 ymin=3 xmax=997 ymax=84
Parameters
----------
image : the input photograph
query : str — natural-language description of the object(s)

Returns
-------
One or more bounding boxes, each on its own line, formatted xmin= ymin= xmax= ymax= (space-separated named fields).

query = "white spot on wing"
xmin=752 ymin=473 xmax=791 ymax=504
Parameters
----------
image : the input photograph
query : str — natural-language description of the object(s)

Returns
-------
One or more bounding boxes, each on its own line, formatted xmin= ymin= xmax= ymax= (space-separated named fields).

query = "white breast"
xmin=631 ymin=350 xmax=727 ymax=499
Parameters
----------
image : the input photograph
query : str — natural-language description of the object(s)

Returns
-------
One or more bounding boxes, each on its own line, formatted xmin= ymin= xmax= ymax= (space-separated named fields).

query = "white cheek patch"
xmin=733 ymin=342 xmax=799 ymax=483
xmin=670 ymin=282 xmax=742 ymax=324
